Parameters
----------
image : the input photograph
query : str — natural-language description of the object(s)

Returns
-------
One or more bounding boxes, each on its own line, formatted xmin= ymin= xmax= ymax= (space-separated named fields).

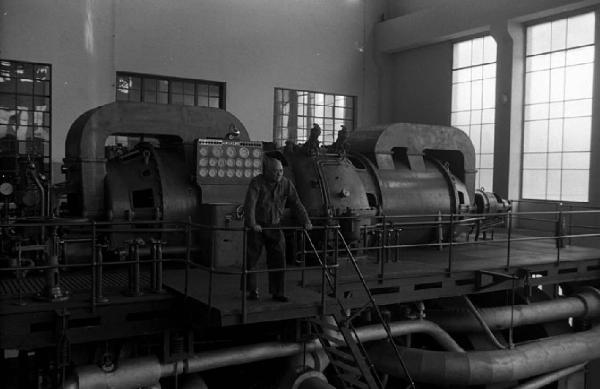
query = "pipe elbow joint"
xmin=575 ymin=287 xmax=600 ymax=318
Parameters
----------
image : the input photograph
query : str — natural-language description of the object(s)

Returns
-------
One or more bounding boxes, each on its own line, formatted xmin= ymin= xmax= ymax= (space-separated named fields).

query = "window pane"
xmin=564 ymin=99 xmax=592 ymax=117
xmin=566 ymin=46 xmax=594 ymax=66
xmin=548 ymin=119 xmax=563 ymax=151
xmin=453 ymin=40 xmax=472 ymax=68
xmin=523 ymin=153 xmax=547 ymax=169
xmin=562 ymin=152 xmax=589 ymax=169
xmin=551 ymin=19 xmax=567 ymax=51
xmin=548 ymin=153 xmax=561 ymax=169
xmin=483 ymin=36 xmax=497 ymax=63
xmin=525 ymin=70 xmax=550 ymax=104
xmin=563 ymin=117 xmax=591 ymax=151
xmin=524 ymin=120 xmax=548 ymax=152
xmin=527 ymin=22 xmax=551 ymax=55
xmin=472 ymin=37 xmax=484 ymax=65
xmin=564 ymin=63 xmax=593 ymax=99
xmin=567 ymin=12 xmax=595 ymax=48
xmin=524 ymin=103 xmax=548 ymax=121
xmin=523 ymin=170 xmax=547 ymax=198
xmin=549 ymin=68 xmax=565 ymax=101
xmin=561 ymin=170 xmax=589 ymax=201
xmin=547 ymin=170 xmax=561 ymax=200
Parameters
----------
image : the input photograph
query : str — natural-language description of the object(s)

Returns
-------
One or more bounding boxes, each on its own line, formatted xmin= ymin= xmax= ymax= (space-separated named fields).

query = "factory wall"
xmin=378 ymin=0 xmax=600 ymax=234
xmin=0 ymin=0 xmax=386 ymax=180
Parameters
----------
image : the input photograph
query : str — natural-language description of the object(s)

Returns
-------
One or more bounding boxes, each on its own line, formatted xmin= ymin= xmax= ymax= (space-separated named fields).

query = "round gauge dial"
xmin=244 ymin=170 xmax=252 ymax=178
xmin=198 ymin=168 xmax=208 ymax=177
xmin=226 ymin=169 xmax=235 ymax=178
xmin=253 ymin=169 xmax=261 ymax=177
xmin=0 ymin=182 xmax=14 ymax=196
xmin=209 ymin=158 xmax=217 ymax=166
xmin=208 ymin=168 xmax=217 ymax=177
xmin=212 ymin=147 xmax=223 ymax=157
xmin=198 ymin=158 xmax=208 ymax=167
xmin=253 ymin=159 xmax=261 ymax=168
xmin=252 ymin=149 xmax=261 ymax=158
xmin=217 ymin=158 xmax=226 ymax=167
xmin=198 ymin=147 xmax=209 ymax=157
xmin=217 ymin=169 xmax=225 ymax=177
xmin=235 ymin=158 xmax=243 ymax=167
xmin=244 ymin=159 xmax=253 ymax=168
xmin=226 ymin=158 xmax=235 ymax=167
xmin=239 ymin=147 xmax=250 ymax=158
xmin=235 ymin=169 xmax=243 ymax=177
xmin=226 ymin=146 xmax=236 ymax=158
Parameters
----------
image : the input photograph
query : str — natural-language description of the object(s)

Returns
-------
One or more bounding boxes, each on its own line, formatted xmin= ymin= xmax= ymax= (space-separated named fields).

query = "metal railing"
xmin=2 ymin=206 xmax=600 ymax=317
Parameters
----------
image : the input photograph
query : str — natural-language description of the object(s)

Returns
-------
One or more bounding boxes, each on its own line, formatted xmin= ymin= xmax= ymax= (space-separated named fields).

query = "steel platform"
xmin=162 ymin=233 xmax=600 ymax=327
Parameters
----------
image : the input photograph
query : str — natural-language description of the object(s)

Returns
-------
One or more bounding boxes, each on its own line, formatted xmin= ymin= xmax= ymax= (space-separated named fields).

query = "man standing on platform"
xmin=243 ymin=157 xmax=312 ymax=302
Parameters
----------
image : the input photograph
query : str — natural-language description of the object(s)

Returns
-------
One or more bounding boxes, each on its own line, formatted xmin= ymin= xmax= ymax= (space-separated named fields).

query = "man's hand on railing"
xmin=304 ymin=222 xmax=313 ymax=231
xmin=251 ymin=224 xmax=262 ymax=232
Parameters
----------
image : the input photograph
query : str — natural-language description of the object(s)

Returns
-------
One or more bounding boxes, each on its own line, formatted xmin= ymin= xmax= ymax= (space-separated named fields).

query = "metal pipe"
xmin=512 ymin=363 xmax=586 ymax=389
xmin=429 ymin=288 xmax=600 ymax=332
xmin=368 ymin=323 xmax=600 ymax=386
xmin=296 ymin=371 xmax=335 ymax=389
xmin=76 ymin=356 xmax=163 ymax=389
xmin=62 ymin=320 xmax=459 ymax=389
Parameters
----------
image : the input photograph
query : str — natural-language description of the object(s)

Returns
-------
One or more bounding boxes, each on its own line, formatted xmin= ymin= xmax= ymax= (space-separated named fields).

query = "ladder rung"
xmin=339 ymin=374 xmax=370 ymax=389
xmin=320 ymin=334 xmax=346 ymax=346
xmin=330 ymin=359 xmax=362 ymax=375
xmin=325 ymin=347 xmax=355 ymax=361
xmin=316 ymin=319 xmax=340 ymax=332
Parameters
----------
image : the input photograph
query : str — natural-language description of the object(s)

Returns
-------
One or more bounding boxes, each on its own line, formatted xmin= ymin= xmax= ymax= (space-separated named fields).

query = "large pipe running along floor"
xmin=369 ymin=323 xmax=600 ymax=386
xmin=63 ymin=288 xmax=600 ymax=389
xmin=428 ymin=288 xmax=600 ymax=332
xmin=62 ymin=320 xmax=460 ymax=389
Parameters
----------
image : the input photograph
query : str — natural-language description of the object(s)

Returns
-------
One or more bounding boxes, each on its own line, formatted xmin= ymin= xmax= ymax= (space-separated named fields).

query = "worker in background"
xmin=243 ymin=157 xmax=312 ymax=302
xmin=301 ymin=123 xmax=321 ymax=156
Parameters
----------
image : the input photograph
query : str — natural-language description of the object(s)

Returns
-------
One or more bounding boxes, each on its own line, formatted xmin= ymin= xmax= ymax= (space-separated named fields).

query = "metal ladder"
xmin=304 ymin=228 xmax=416 ymax=389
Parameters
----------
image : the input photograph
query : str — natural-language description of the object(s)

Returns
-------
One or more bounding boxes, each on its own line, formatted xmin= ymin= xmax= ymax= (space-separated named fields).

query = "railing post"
xmin=447 ymin=214 xmax=454 ymax=275
xmin=320 ymin=231 xmax=326 ymax=315
xmin=333 ymin=225 xmax=339 ymax=296
xmin=91 ymin=222 xmax=97 ymax=312
xmin=379 ymin=216 xmax=386 ymax=284
xmin=16 ymin=243 xmax=25 ymax=306
xmin=437 ymin=211 xmax=443 ymax=251
xmin=506 ymin=210 xmax=512 ymax=271
xmin=207 ymin=225 xmax=214 ymax=313
xmin=150 ymin=238 xmax=165 ymax=293
xmin=127 ymin=238 xmax=144 ymax=297
xmin=185 ymin=219 xmax=191 ymax=298
xmin=300 ymin=229 xmax=306 ymax=287
xmin=95 ymin=243 xmax=108 ymax=303
xmin=555 ymin=203 xmax=565 ymax=250
xmin=241 ymin=226 xmax=247 ymax=324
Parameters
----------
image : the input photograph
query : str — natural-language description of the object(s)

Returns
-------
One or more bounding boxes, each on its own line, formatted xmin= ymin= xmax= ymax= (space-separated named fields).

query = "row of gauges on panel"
xmin=196 ymin=141 xmax=263 ymax=180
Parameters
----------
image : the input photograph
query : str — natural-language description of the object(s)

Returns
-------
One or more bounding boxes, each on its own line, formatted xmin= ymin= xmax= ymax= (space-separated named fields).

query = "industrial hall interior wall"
xmin=3 ymin=0 xmax=600 ymax=223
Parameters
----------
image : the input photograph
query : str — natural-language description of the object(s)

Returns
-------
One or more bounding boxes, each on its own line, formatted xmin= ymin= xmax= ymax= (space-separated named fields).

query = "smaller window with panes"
xmin=116 ymin=72 xmax=225 ymax=109
xmin=273 ymin=88 xmax=355 ymax=148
